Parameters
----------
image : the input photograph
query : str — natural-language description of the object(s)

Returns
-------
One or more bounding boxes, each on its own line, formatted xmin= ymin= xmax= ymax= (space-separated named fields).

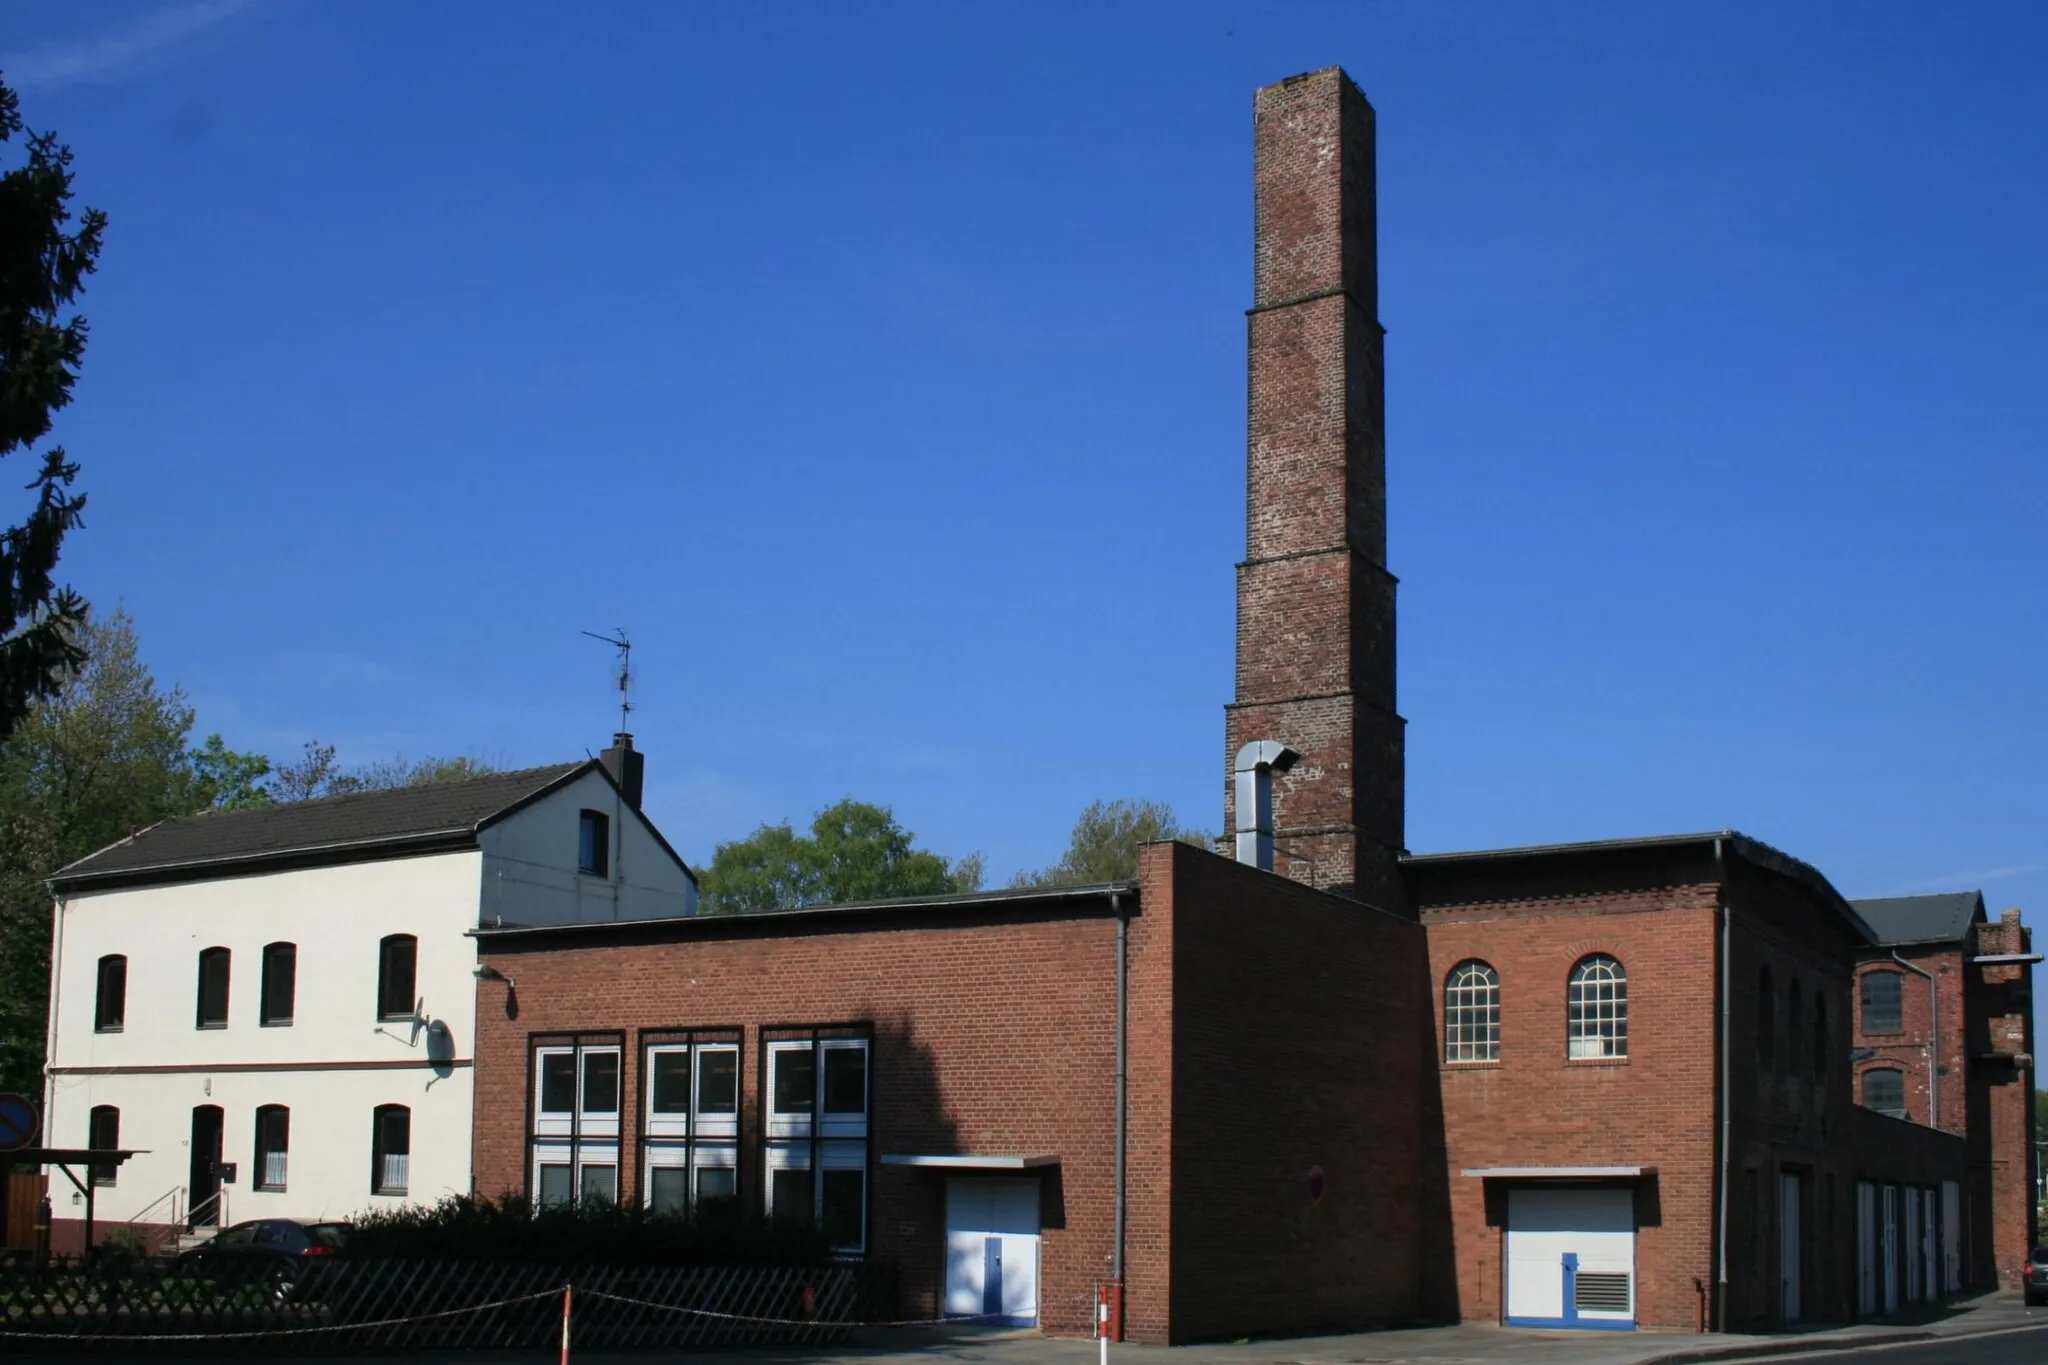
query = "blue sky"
xmin=7 ymin=3 xmax=2045 ymax=983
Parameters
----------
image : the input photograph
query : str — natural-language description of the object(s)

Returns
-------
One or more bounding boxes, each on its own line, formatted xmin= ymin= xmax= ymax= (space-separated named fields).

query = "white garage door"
xmin=944 ymin=1178 xmax=1039 ymax=1325
xmin=1505 ymin=1187 xmax=1636 ymax=1329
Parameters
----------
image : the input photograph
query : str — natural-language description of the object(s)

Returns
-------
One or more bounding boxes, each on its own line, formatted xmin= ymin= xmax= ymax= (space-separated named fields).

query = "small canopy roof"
xmin=880 ymin=1154 xmax=1059 ymax=1170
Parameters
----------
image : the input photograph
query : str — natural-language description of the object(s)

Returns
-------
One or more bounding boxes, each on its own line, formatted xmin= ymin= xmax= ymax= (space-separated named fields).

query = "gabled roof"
xmin=1849 ymin=891 xmax=1984 ymax=948
xmin=52 ymin=762 xmax=592 ymax=891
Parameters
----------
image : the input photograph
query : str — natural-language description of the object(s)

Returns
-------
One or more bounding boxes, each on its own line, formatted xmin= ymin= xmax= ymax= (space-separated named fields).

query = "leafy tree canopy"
xmin=0 ymin=610 xmax=499 ymax=1094
xmin=0 ymin=74 xmax=103 ymax=742
xmin=1011 ymin=798 xmax=1213 ymax=888
xmin=701 ymin=798 xmax=982 ymax=914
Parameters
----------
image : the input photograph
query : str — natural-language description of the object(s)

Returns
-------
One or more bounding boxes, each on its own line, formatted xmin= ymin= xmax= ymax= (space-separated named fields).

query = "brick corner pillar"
xmin=1224 ymin=66 xmax=1406 ymax=912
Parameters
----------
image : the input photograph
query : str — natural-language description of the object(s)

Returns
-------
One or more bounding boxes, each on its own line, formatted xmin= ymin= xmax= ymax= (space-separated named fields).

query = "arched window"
xmin=195 ymin=947 xmax=231 ymax=1028
xmin=1567 ymin=955 xmax=1628 ymax=1059
xmin=377 ymin=935 xmax=418 ymax=1021
xmin=1758 ymin=965 xmax=1776 ymax=1067
xmin=88 ymin=1105 xmax=119 ymax=1187
xmin=260 ymin=943 xmax=296 ymax=1027
xmin=1813 ymin=995 xmax=1829 ymax=1082
xmin=1444 ymin=961 xmax=1500 ymax=1063
xmin=1861 ymin=1067 xmax=1906 ymax=1119
xmin=372 ymin=1105 xmax=411 ymax=1195
xmin=254 ymin=1105 xmax=289 ymax=1191
xmin=1786 ymin=979 xmax=1803 ymax=1076
xmin=94 ymin=955 xmax=127 ymax=1033
xmin=1861 ymin=970 xmax=1903 ymax=1035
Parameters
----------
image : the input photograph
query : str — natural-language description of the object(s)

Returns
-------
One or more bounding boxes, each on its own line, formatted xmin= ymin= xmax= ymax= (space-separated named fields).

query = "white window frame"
xmin=531 ymin=1040 xmax=622 ymax=1205
xmin=1444 ymin=960 xmax=1500 ymax=1063
xmin=642 ymin=1039 xmax=740 ymax=1214
xmin=762 ymin=1035 xmax=870 ymax=1253
xmin=1567 ymin=955 xmax=1629 ymax=1060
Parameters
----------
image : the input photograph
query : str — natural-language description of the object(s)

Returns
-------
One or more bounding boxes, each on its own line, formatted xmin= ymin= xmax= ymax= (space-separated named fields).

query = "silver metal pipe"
xmin=1112 ymin=889 xmax=1127 ymax=1287
xmin=1714 ymin=836 xmax=1730 ymax=1330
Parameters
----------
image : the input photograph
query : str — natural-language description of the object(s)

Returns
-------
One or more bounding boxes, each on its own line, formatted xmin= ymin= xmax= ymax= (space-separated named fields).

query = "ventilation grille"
xmin=1574 ymin=1272 xmax=1632 ymax=1314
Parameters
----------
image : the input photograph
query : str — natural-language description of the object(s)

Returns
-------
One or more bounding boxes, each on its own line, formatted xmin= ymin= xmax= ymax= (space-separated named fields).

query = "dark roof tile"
xmin=55 ymin=763 xmax=589 ymax=885
xmin=1848 ymin=891 xmax=1984 ymax=947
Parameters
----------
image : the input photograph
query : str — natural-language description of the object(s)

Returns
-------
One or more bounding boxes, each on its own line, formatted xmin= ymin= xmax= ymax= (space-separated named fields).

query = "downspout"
xmin=1111 ymin=888 xmax=1128 ymax=1331
xmin=1889 ymin=953 xmax=1938 ymax=1128
xmin=43 ymin=889 xmax=66 ymax=1142
xmin=1714 ymin=837 xmax=1730 ymax=1331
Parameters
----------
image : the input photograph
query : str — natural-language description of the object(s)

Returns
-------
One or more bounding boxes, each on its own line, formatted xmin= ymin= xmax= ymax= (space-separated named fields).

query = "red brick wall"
xmin=1226 ymin=66 xmax=1404 ymax=910
xmin=1423 ymin=886 xmax=1721 ymax=1330
xmin=1851 ymin=947 xmax=1960 ymax=1133
xmin=474 ymin=901 xmax=1164 ymax=1340
xmin=1153 ymin=841 xmax=1442 ymax=1340
xmin=1972 ymin=909 xmax=2036 ymax=1287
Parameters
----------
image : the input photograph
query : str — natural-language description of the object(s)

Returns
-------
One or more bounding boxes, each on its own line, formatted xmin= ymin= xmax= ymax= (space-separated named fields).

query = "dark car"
xmin=2026 ymin=1246 xmax=2048 ymax=1306
xmin=180 ymin=1219 xmax=350 ymax=1300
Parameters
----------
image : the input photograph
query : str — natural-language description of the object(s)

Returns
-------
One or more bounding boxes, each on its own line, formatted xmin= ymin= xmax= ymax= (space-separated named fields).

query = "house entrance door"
xmin=1780 ymin=1173 xmax=1802 ymax=1323
xmin=189 ymin=1105 xmax=223 ymax=1227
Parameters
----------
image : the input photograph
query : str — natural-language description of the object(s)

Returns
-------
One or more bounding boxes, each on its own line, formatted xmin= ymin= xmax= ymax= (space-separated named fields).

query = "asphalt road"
xmin=1762 ymin=1323 xmax=2048 ymax=1363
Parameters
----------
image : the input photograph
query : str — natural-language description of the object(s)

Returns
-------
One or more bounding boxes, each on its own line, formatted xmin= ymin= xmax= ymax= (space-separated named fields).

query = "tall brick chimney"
xmin=1224 ymin=67 xmax=1405 ymax=910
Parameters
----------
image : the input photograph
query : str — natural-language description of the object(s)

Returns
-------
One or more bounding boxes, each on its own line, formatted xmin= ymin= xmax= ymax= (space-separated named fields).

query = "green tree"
xmin=0 ymin=611 xmax=266 ymax=1095
xmin=700 ymin=798 xmax=981 ymax=913
xmin=0 ymin=75 xmax=103 ymax=742
xmin=1011 ymin=798 xmax=1214 ymax=888
xmin=268 ymin=741 xmax=496 ymax=801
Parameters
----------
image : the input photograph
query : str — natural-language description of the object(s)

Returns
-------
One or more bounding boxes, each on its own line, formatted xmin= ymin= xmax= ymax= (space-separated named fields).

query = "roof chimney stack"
xmin=599 ymin=733 xmax=644 ymax=810
xmin=1224 ymin=67 xmax=1407 ymax=910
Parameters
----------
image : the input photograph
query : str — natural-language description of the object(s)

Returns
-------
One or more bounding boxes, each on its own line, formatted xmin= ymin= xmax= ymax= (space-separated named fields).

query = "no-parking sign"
xmin=0 ymin=1092 xmax=37 ymax=1151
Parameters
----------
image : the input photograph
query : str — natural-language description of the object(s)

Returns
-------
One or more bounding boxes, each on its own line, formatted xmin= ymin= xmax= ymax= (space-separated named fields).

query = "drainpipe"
xmin=1889 ymin=953 xmax=1938 ymax=1129
xmin=1714 ymin=837 xmax=1731 ymax=1332
xmin=1111 ymin=888 xmax=1128 ymax=1340
xmin=43 ymin=890 xmax=66 ymax=1143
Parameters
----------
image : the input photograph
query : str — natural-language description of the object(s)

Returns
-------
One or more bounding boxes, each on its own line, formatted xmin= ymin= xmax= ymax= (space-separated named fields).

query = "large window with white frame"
xmin=762 ymin=1028 xmax=869 ymax=1254
xmin=530 ymin=1035 xmax=623 ymax=1207
xmin=1444 ymin=960 xmax=1500 ymax=1063
xmin=1566 ymin=954 xmax=1628 ymax=1059
xmin=640 ymin=1030 xmax=741 ymax=1215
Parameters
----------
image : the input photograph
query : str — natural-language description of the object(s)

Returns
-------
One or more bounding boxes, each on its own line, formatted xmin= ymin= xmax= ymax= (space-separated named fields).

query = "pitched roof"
xmin=1848 ymin=891 xmax=1984 ymax=947
xmin=53 ymin=762 xmax=591 ymax=889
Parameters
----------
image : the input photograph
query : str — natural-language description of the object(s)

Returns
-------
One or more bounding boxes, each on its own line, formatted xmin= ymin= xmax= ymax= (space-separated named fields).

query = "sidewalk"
xmin=777 ymin=1293 xmax=2044 ymax=1365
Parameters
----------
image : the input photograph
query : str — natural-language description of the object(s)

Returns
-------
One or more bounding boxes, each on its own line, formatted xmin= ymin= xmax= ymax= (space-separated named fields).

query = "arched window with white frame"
xmin=1567 ymin=954 xmax=1628 ymax=1059
xmin=1444 ymin=960 xmax=1500 ymax=1063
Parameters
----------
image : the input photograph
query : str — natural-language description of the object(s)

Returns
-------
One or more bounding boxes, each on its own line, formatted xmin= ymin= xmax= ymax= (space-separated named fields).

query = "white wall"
xmin=479 ymin=769 xmax=697 ymax=926
xmin=45 ymin=851 xmax=482 ymax=1225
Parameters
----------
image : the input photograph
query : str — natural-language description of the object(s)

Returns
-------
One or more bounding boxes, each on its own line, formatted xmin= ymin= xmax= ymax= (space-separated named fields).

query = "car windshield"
xmin=2032 ymin=1246 xmax=2048 ymax=1264
xmin=308 ymin=1223 xmax=350 ymax=1249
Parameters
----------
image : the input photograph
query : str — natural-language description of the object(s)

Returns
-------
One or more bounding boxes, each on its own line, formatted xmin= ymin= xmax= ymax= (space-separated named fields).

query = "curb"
xmin=1637 ymin=1331 xmax=1936 ymax=1365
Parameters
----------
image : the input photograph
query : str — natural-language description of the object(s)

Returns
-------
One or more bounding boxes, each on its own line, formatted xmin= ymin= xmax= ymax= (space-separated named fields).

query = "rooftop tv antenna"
xmin=581 ymin=629 xmax=632 ymax=733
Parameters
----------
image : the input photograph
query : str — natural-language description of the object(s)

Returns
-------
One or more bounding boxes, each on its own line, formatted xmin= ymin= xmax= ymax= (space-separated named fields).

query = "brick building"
xmin=1848 ymin=893 xmax=2039 ymax=1289
xmin=463 ymin=66 xmax=2033 ymax=1342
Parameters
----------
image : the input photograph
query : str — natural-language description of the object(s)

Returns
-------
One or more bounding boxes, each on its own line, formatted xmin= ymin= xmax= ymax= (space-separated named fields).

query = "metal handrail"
xmin=126 ymin=1183 xmax=184 ymax=1230
xmin=186 ymin=1187 xmax=228 ymax=1232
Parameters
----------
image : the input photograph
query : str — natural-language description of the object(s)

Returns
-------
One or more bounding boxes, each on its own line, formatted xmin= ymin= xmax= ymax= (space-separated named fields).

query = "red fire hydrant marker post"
xmin=560 ymin=1285 xmax=573 ymax=1365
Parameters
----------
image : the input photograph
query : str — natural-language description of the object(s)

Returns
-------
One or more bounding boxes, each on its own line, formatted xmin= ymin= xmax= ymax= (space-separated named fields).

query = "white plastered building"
xmin=41 ymin=735 xmax=695 ymax=1250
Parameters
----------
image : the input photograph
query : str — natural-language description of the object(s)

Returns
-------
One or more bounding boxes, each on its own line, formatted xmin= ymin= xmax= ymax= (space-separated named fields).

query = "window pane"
xmin=582 ymin=1050 xmax=620 ymax=1114
xmin=89 ymin=1107 xmax=118 ymax=1187
xmin=773 ymin=1048 xmax=815 ymax=1113
xmin=650 ymin=1166 xmax=689 ymax=1215
xmin=770 ymin=1167 xmax=811 ymax=1223
xmin=650 ymin=1051 xmax=690 ymax=1113
xmin=540 ymin=1053 xmax=576 ymax=1113
xmin=579 ymin=811 xmax=609 ymax=876
xmin=581 ymin=1164 xmax=618 ymax=1205
xmin=821 ymin=1169 xmax=864 ymax=1249
xmin=198 ymin=948 xmax=230 ymax=1027
xmin=378 ymin=937 xmax=417 ymax=1019
xmin=96 ymin=957 xmax=126 ymax=1032
xmin=822 ymin=1046 xmax=867 ymax=1114
xmin=1862 ymin=972 xmax=1903 ymax=1034
xmin=262 ymin=944 xmax=296 ymax=1025
xmin=697 ymin=1049 xmax=738 ymax=1115
xmin=373 ymin=1106 xmax=411 ymax=1195
xmin=538 ymin=1163 xmax=573 ymax=1207
xmin=1864 ymin=1069 xmax=1906 ymax=1115
xmin=697 ymin=1165 xmax=737 ymax=1206
xmin=1445 ymin=961 xmax=1499 ymax=1063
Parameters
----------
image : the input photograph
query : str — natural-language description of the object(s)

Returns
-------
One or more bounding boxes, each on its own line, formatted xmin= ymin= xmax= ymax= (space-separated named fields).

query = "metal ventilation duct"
xmin=1234 ymin=740 xmax=1300 ymax=871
